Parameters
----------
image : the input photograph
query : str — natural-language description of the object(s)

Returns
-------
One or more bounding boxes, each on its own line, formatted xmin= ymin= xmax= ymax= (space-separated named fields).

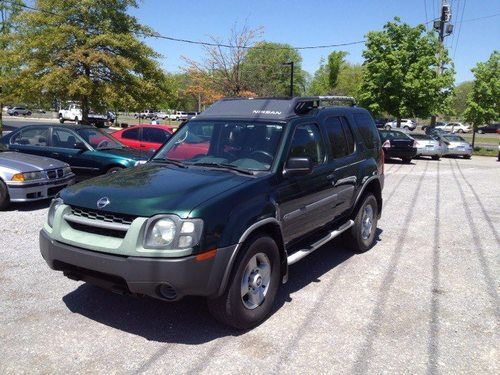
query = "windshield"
xmin=153 ymin=120 xmax=284 ymax=171
xmin=411 ymin=134 xmax=432 ymax=140
xmin=76 ymin=128 xmax=124 ymax=150
xmin=379 ymin=130 xmax=411 ymax=140
xmin=444 ymin=135 xmax=466 ymax=142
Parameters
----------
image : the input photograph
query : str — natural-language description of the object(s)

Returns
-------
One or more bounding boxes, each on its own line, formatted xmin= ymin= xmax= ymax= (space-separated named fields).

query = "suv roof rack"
xmin=196 ymin=95 xmax=358 ymax=121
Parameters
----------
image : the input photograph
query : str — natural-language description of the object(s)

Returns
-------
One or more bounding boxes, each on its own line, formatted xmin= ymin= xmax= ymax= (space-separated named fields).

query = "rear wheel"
xmin=478 ymin=129 xmax=484 ymax=134
xmin=385 ymin=125 xmax=391 ymax=130
xmin=463 ymin=155 xmax=471 ymax=159
xmin=403 ymin=126 xmax=409 ymax=130
xmin=0 ymin=180 xmax=10 ymax=210
xmin=457 ymin=129 xmax=464 ymax=133
xmin=13 ymin=112 xmax=18 ymax=116
xmin=402 ymin=158 xmax=412 ymax=163
xmin=432 ymin=155 xmax=440 ymax=160
xmin=344 ymin=194 xmax=378 ymax=253
xmin=59 ymin=115 xmax=65 ymax=124
xmin=74 ymin=117 xmax=79 ymax=124
xmin=208 ymin=235 xmax=280 ymax=330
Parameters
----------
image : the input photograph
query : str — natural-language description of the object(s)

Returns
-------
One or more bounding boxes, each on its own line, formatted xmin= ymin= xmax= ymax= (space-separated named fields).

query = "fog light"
xmin=159 ymin=283 xmax=177 ymax=300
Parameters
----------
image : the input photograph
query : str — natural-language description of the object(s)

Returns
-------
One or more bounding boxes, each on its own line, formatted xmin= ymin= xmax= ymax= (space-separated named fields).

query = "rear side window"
xmin=324 ymin=117 xmax=355 ymax=159
xmin=353 ymin=113 xmax=380 ymax=149
xmin=122 ymin=128 xmax=140 ymax=140
xmin=143 ymin=128 xmax=169 ymax=143
xmin=11 ymin=127 xmax=49 ymax=147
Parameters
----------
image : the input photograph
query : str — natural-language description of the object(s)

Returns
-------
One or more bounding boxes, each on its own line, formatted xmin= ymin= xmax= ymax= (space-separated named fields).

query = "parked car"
xmin=421 ymin=121 xmax=446 ymax=132
xmin=384 ymin=119 xmax=416 ymax=131
xmin=186 ymin=112 xmax=199 ymax=120
xmin=155 ymin=111 xmax=169 ymax=120
xmin=435 ymin=122 xmax=470 ymax=133
xmin=7 ymin=107 xmax=32 ymax=116
xmin=112 ymin=125 xmax=175 ymax=152
xmin=476 ymin=123 xmax=500 ymax=134
xmin=374 ymin=118 xmax=391 ymax=129
xmin=1 ymin=125 xmax=148 ymax=177
xmin=39 ymin=96 xmax=384 ymax=329
xmin=379 ymin=129 xmax=417 ymax=163
xmin=410 ymin=134 xmax=443 ymax=160
xmin=0 ymin=143 xmax=75 ymax=209
xmin=169 ymin=111 xmax=188 ymax=121
xmin=59 ymin=103 xmax=108 ymax=128
xmin=134 ymin=109 xmax=158 ymax=119
xmin=441 ymin=134 xmax=472 ymax=158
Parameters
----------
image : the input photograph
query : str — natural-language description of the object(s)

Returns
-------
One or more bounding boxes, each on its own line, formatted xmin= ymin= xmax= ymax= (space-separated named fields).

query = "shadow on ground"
xmin=62 ymin=229 xmax=383 ymax=344
xmin=6 ymin=199 xmax=51 ymax=211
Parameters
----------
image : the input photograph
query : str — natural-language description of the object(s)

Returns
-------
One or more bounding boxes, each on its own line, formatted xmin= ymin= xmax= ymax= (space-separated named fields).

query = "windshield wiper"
xmin=190 ymin=162 xmax=254 ymax=175
xmin=152 ymin=158 xmax=188 ymax=168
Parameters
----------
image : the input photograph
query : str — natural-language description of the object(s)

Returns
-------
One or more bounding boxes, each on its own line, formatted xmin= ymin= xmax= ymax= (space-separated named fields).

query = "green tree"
xmin=359 ymin=18 xmax=454 ymax=126
xmin=327 ymin=51 xmax=348 ymax=88
xmin=241 ymin=41 xmax=306 ymax=96
xmin=6 ymin=0 xmax=169 ymax=123
xmin=452 ymin=81 xmax=473 ymax=117
xmin=0 ymin=0 xmax=24 ymax=135
xmin=336 ymin=63 xmax=364 ymax=98
xmin=308 ymin=57 xmax=330 ymax=95
xmin=464 ymin=51 xmax=499 ymax=146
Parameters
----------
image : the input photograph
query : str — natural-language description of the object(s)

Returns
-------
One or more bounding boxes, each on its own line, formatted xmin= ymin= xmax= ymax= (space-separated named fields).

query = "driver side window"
xmin=52 ymin=128 xmax=81 ymax=149
xmin=288 ymin=124 xmax=324 ymax=166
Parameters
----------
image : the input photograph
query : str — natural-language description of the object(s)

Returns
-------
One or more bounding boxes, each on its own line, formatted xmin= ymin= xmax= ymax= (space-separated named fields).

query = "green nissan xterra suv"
xmin=40 ymin=96 xmax=384 ymax=329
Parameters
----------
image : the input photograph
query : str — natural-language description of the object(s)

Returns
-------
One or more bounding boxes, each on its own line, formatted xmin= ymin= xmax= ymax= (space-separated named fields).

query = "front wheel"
xmin=463 ymin=155 xmax=471 ymax=159
xmin=432 ymin=155 xmax=440 ymax=160
xmin=478 ymin=129 xmax=484 ymax=134
xmin=208 ymin=235 xmax=280 ymax=330
xmin=59 ymin=115 xmax=64 ymax=124
xmin=0 ymin=180 xmax=10 ymax=210
xmin=403 ymin=126 xmax=409 ymax=130
xmin=385 ymin=125 xmax=392 ymax=130
xmin=344 ymin=194 xmax=378 ymax=253
xmin=457 ymin=129 xmax=464 ymax=133
xmin=402 ymin=158 xmax=412 ymax=163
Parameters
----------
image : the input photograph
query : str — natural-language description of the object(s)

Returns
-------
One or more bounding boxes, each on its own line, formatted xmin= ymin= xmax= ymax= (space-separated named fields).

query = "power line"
xmin=453 ymin=0 xmax=467 ymax=59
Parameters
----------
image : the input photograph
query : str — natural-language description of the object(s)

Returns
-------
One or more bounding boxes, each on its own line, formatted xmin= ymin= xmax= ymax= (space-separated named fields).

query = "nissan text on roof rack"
xmin=40 ymin=95 xmax=384 ymax=329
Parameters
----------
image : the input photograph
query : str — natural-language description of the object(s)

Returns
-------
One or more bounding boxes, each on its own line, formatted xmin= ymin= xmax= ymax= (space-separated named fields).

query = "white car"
xmin=384 ymin=119 xmax=417 ymax=131
xmin=435 ymin=122 xmax=470 ymax=133
xmin=59 ymin=103 xmax=108 ymax=127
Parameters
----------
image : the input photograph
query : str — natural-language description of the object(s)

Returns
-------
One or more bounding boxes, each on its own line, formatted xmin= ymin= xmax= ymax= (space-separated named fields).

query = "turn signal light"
xmin=11 ymin=173 xmax=25 ymax=182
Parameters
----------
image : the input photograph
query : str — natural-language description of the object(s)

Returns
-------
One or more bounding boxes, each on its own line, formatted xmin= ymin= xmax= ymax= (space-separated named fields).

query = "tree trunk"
xmin=397 ymin=117 xmax=401 ymax=128
xmin=471 ymin=124 xmax=476 ymax=148
xmin=81 ymin=96 xmax=89 ymax=125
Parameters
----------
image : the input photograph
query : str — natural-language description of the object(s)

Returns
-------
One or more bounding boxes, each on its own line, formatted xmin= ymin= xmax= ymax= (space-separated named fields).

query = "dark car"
xmin=477 ymin=123 xmax=500 ymax=134
xmin=379 ymin=129 xmax=417 ymax=163
xmin=374 ymin=118 xmax=390 ymax=128
xmin=40 ymin=96 xmax=384 ymax=329
xmin=1 ymin=125 xmax=147 ymax=177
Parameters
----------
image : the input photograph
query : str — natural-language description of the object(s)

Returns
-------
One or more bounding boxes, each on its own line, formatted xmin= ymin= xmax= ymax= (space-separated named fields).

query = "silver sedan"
xmin=0 ymin=144 xmax=75 ymax=209
xmin=411 ymin=134 xmax=444 ymax=160
xmin=442 ymin=135 xmax=473 ymax=158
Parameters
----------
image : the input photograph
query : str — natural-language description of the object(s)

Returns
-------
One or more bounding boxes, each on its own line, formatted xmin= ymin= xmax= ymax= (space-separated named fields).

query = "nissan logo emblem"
xmin=97 ymin=197 xmax=110 ymax=209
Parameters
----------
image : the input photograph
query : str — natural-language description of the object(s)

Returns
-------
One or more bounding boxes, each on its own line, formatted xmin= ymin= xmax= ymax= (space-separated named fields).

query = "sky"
xmin=129 ymin=0 xmax=499 ymax=84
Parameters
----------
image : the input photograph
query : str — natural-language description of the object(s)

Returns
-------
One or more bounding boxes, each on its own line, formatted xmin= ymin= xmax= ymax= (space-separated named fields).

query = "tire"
xmin=59 ymin=115 xmax=64 ymax=124
xmin=74 ymin=117 xmax=79 ymax=124
xmin=402 ymin=158 xmax=412 ymax=163
xmin=26 ymin=111 xmax=32 ymax=116
xmin=403 ymin=126 xmax=409 ymax=130
xmin=344 ymin=194 xmax=378 ymax=253
xmin=478 ymin=129 xmax=484 ymax=134
xmin=106 ymin=166 xmax=124 ymax=174
xmin=13 ymin=112 xmax=18 ymax=116
xmin=457 ymin=129 xmax=464 ymax=133
xmin=463 ymin=155 xmax=471 ymax=159
xmin=432 ymin=155 xmax=440 ymax=160
xmin=385 ymin=125 xmax=392 ymax=130
xmin=0 ymin=180 xmax=10 ymax=210
xmin=208 ymin=235 xmax=280 ymax=330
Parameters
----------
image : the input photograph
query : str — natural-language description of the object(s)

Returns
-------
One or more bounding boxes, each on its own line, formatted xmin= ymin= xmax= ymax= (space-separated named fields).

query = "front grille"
xmin=47 ymin=169 xmax=64 ymax=179
xmin=67 ymin=221 xmax=127 ymax=238
xmin=70 ymin=206 xmax=135 ymax=225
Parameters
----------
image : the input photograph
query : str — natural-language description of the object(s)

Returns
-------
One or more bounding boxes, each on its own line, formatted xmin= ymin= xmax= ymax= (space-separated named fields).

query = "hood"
xmin=0 ymin=151 xmax=68 ymax=173
xmin=60 ymin=163 xmax=251 ymax=218
xmin=98 ymin=147 xmax=149 ymax=160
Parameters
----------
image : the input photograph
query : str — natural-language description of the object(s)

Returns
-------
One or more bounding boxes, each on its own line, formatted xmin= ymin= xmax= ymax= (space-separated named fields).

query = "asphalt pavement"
xmin=0 ymin=149 xmax=499 ymax=374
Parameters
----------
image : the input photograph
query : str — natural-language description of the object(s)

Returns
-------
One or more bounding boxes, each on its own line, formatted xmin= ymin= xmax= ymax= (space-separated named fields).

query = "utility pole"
xmin=282 ymin=61 xmax=294 ymax=97
xmin=430 ymin=0 xmax=454 ymax=127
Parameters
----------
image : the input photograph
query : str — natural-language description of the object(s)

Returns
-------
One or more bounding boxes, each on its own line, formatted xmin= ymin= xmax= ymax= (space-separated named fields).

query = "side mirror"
xmin=75 ymin=142 xmax=87 ymax=151
xmin=284 ymin=157 xmax=312 ymax=177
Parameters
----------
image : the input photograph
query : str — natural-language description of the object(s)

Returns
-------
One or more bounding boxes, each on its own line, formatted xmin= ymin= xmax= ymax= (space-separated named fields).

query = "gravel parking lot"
xmin=1 ymin=156 xmax=498 ymax=374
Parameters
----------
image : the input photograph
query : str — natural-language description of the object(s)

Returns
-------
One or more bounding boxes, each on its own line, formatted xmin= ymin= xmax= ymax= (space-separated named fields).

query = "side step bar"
xmin=287 ymin=220 xmax=354 ymax=265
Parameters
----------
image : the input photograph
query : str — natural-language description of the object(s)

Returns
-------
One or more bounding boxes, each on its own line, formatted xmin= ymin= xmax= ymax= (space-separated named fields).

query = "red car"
xmin=112 ymin=125 xmax=175 ymax=152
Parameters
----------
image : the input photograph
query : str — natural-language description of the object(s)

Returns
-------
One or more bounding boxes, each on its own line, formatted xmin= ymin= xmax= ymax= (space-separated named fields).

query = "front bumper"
xmin=40 ymin=229 xmax=236 ymax=300
xmin=7 ymin=175 xmax=75 ymax=202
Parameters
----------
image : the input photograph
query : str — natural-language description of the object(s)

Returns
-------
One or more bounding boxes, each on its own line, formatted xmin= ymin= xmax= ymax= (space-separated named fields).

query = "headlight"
xmin=144 ymin=215 xmax=203 ymax=249
xmin=47 ymin=198 xmax=64 ymax=227
xmin=134 ymin=160 xmax=147 ymax=166
xmin=11 ymin=171 xmax=43 ymax=182
xmin=63 ymin=166 xmax=72 ymax=175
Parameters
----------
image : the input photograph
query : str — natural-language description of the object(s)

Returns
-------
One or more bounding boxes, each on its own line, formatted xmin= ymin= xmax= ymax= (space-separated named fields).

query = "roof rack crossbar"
xmin=292 ymin=95 xmax=356 ymax=115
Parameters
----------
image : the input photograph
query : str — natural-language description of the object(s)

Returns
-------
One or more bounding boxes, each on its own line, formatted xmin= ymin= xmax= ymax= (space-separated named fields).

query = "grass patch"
xmin=473 ymin=147 xmax=498 ymax=157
